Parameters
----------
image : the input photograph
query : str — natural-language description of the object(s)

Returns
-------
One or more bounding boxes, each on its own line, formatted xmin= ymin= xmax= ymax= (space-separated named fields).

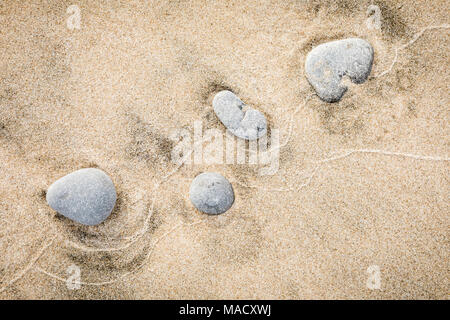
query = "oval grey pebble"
xmin=189 ymin=172 xmax=235 ymax=215
xmin=46 ymin=168 xmax=117 ymax=226
xmin=213 ymin=90 xmax=267 ymax=140
xmin=305 ymin=38 xmax=374 ymax=102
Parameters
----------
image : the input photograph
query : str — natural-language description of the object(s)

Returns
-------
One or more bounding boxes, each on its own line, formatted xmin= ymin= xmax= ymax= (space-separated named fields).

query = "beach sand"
xmin=0 ymin=0 xmax=448 ymax=299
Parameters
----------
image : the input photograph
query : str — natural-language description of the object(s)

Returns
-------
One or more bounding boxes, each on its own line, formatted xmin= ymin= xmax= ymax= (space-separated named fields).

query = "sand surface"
xmin=0 ymin=0 xmax=449 ymax=299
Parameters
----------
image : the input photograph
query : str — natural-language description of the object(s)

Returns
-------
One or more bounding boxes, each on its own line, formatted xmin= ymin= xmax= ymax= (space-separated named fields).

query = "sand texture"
xmin=0 ymin=0 xmax=449 ymax=299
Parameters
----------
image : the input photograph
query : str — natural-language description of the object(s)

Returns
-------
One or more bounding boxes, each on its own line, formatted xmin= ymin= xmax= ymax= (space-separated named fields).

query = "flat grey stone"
xmin=213 ymin=90 xmax=267 ymax=140
xmin=46 ymin=168 xmax=117 ymax=226
xmin=189 ymin=172 xmax=234 ymax=215
xmin=305 ymin=38 xmax=374 ymax=102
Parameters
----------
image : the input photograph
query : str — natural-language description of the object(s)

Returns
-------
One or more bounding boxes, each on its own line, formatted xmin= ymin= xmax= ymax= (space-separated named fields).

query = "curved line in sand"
xmin=374 ymin=24 xmax=450 ymax=78
xmin=36 ymin=220 xmax=204 ymax=286
xmin=316 ymin=149 xmax=450 ymax=164
xmin=0 ymin=235 xmax=58 ymax=294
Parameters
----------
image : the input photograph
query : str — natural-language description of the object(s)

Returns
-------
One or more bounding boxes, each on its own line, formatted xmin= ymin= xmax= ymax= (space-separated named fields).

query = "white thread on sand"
xmin=297 ymin=166 xmax=319 ymax=190
xmin=0 ymin=235 xmax=57 ymax=294
xmin=374 ymin=24 xmax=450 ymax=78
xmin=36 ymin=220 xmax=204 ymax=286
xmin=230 ymin=166 xmax=319 ymax=192
xmin=316 ymin=149 xmax=450 ymax=164
xmin=248 ymin=93 xmax=316 ymax=156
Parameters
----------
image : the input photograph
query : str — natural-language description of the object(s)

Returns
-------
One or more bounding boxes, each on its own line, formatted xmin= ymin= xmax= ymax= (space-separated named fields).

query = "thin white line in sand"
xmin=36 ymin=220 xmax=204 ymax=286
xmin=373 ymin=24 xmax=450 ymax=78
xmin=230 ymin=166 xmax=319 ymax=193
xmin=315 ymin=149 xmax=450 ymax=164
xmin=0 ymin=235 xmax=58 ymax=294
xmin=244 ymin=93 xmax=316 ymax=157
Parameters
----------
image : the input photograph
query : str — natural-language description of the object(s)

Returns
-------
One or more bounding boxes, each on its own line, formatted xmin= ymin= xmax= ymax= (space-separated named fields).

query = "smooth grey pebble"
xmin=189 ymin=172 xmax=234 ymax=215
xmin=46 ymin=168 xmax=117 ymax=226
xmin=213 ymin=90 xmax=267 ymax=140
xmin=305 ymin=38 xmax=374 ymax=102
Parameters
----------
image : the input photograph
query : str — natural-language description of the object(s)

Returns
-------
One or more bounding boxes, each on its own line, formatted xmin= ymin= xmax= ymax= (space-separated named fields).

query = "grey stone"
xmin=46 ymin=168 xmax=117 ymax=226
xmin=213 ymin=90 xmax=267 ymax=140
xmin=305 ymin=38 xmax=374 ymax=102
xmin=189 ymin=172 xmax=234 ymax=215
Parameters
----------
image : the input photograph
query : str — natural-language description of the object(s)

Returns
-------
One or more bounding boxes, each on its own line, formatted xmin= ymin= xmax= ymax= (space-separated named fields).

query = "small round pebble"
xmin=46 ymin=168 xmax=117 ymax=226
xmin=189 ymin=172 xmax=235 ymax=215
xmin=213 ymin=90 xmax=267 ymax=140
xmin=305 ymin=38 xmax=374 ymax=102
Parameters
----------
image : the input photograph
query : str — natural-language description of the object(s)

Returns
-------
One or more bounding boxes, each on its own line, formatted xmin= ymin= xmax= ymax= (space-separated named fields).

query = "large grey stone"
xmin=213 ymin=90 xmax=267 ymax=140
xmin=305 ymin=38 xmax=374 ymax=102
xmin=46 ymin=168 xmax=117 ymax=226
xmin=189 ymin=172 xmax=234 ymax=215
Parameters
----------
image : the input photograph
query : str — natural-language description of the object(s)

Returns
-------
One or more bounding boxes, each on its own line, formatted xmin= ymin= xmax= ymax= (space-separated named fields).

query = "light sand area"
xmin=0 ymin=0 xmax=448 ymax=299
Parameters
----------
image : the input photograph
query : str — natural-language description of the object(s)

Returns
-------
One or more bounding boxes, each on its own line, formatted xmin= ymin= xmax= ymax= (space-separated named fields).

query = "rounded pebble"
xmin=189 ymin=172 xmax=235 ymax=215
xmin=46 ymin=168 xmax=117 ymax=226
xmin=305 ymin=38 xmax=374 ymax=102
xmin=213 ymin=90 xmax=267 ymax=140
